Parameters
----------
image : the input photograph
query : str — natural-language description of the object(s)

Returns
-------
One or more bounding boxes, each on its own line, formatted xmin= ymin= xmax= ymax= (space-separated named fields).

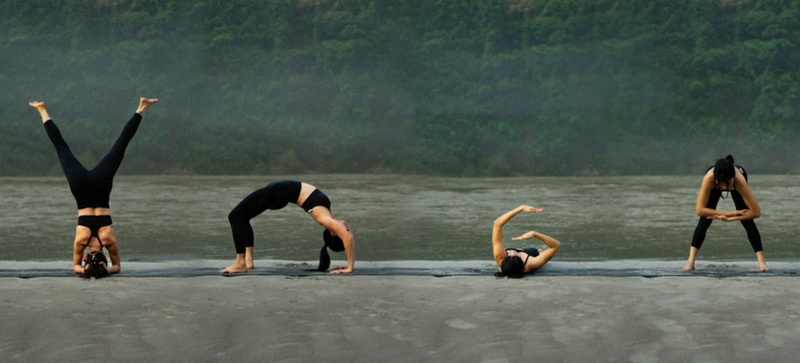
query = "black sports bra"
xmin=505 ymin=247 xmax=540 ymax=265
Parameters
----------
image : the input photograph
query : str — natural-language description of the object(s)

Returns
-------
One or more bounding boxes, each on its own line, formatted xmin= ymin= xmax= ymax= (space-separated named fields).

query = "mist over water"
xmin=1 ymin=174 xmax=798 ymax=264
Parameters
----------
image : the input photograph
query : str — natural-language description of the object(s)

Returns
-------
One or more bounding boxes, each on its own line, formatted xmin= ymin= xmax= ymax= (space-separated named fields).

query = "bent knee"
xmin=228 ymin=210 xmax=243 ymax=223
xmin=229 ymin=206 xmax=257 ymax=223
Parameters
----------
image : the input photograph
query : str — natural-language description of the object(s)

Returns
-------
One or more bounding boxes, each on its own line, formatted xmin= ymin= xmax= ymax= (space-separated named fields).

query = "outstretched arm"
xmin=327 ymin=220 xmax=354 ymax=274
xmin=311 ymin=210 xmax=355 ymax=274
xmin=492 ymin=205 xmax=544 ymax=266
xmin=513 ymin=231 xmax=561 ymax=272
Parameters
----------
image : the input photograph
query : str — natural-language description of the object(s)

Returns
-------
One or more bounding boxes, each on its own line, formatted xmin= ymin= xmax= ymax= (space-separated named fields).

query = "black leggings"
xmin=45 ymin=114 xmax=142 ymax=209
xmin=228 ymin=181 xmax=301 ymax=254
xmin=690 ymin=169 xmax=763 ymax=253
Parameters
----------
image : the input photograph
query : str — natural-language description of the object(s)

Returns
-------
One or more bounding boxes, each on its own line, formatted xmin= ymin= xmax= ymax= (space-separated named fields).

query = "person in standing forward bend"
xmin=221 ymin=181 xmax=355 ymax=274
xmin=30 ymin=98 xmax=158 ymax=277
xmin=492 ymin=205 xmax=561 ymax=277
xmin=682 ymin=155 xmax=768 ymax=272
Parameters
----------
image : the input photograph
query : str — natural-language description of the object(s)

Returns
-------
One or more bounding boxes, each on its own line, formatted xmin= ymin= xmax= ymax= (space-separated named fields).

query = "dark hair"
xmin=323 ymin=230 xmax=345 ymax=252
xmin=81 ymin=251 xmax=109 ymax=279
xmin=713 ymin=155 xmax=736 ymax=183
xmin=317 ymin=230 xmax=345 ymax=271
xmin=495 ymin=255 xmax=525 ymax=278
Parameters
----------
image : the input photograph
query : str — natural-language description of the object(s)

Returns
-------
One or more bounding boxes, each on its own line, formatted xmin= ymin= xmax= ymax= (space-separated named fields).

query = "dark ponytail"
xmin=317 ymin=230 xmax=345 ymax=272
xmin=713 ymin=154 xmax=736 ymax=183
xmin=317 ymin=245 xmax=331 ymax=272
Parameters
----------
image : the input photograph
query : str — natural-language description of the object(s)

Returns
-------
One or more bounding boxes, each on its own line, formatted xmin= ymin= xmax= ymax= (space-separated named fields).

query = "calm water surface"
xmin=1 ymin=175 xmax=798 ymax=263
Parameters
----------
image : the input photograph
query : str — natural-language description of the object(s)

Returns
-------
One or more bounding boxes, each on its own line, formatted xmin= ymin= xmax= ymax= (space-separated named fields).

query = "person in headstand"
xmin=682 ymin=155 xmax=768 ymax=272
xmin=492 ymin=205 xmax=561 ymax=278
xmin=221 ymin=181 xmax=355 ymax=274
xmin=30 ymin=98 xmax=158 ymax=277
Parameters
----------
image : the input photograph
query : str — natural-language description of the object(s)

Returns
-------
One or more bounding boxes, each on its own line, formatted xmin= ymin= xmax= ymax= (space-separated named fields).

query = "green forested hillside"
xmin=2 ymin=0 xmax=799 ymax=176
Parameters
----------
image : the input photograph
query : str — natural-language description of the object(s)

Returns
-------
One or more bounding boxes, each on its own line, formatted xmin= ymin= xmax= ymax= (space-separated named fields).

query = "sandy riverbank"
xmin=2 ymin=260 xmax=800 ymax=362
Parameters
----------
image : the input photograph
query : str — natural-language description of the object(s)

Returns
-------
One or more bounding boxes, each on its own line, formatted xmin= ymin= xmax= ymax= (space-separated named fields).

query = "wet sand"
xmin=2 ymin=261 xmax=800 ymax=362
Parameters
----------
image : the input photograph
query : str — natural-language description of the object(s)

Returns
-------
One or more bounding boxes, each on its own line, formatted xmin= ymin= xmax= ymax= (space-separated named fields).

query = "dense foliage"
xmin=2 ymin=0 xmax=799 ymax=176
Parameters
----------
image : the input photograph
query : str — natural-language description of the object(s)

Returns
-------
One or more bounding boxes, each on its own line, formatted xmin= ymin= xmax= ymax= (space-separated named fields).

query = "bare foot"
xmin=136 ymin=98 xmax=159 ymax=114
xmin=29 ymin=100 xmax=51 ymax=123
xmin=759 ymin=263 xmax=770 ymax=272
xmin=29 ymin=100 xmax=46 ymax=110
xmin=680 ymin=262 xmax=695 ymax=272
xmin=220 ymin=262 xmax=249 ymax=274
xmin=246 ymin=258 xmax=255 ymax=270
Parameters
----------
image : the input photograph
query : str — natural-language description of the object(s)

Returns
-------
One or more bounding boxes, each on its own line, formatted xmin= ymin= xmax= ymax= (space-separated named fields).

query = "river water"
xmin=1 ymin=175 xmax=798 ymax=263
